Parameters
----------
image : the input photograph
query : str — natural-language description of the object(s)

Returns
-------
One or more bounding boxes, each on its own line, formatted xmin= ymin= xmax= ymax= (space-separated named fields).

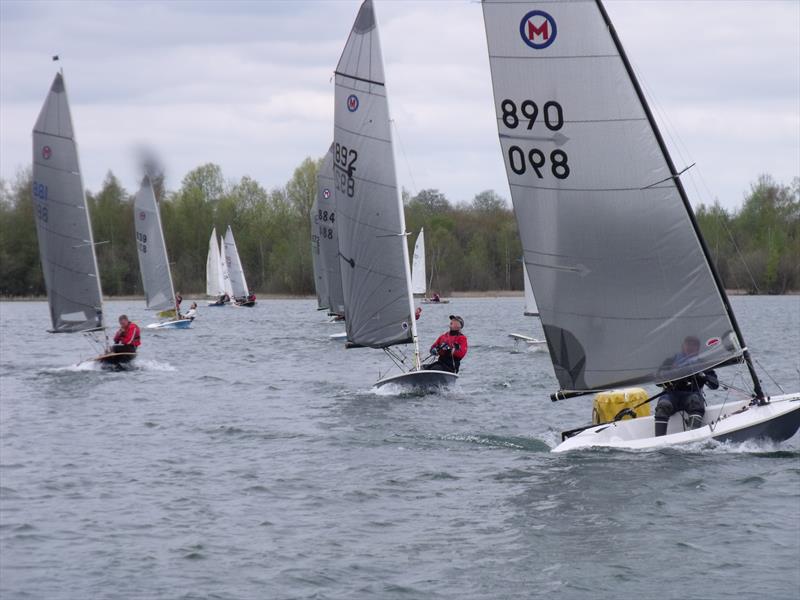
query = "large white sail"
xmin=483 ymin=0 xmax=742 ymax=394
xmin=523 ymin=263 xmax=538 ymax=316
xmin=223 ymin=226 xmax=249 ymax=299
xmin=334 ymin=0 xmax=417 ymax=354
xmin=206 ymin=227 xmax=224 ymax=297
xmin=32 ymin=72 xmax=104 ymax=333
xmin=317 ymin=144 xmax=345 ymax=316
xmin=134 ymin=176 xmax=175 ymax=312
xmin=410 ymin=228 xmax=426 ymax=295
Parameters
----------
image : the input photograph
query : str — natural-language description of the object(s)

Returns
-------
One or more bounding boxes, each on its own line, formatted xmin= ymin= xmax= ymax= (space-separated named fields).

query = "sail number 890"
xmin=501 ymin=99 xmax=563 ymax=130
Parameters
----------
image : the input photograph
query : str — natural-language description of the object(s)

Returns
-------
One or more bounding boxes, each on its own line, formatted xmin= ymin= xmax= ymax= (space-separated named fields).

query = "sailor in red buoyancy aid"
xmin=111 ymin=315 xmax=141 ymax=354
xmin=424 ymin=315 xmax=468 ymax=373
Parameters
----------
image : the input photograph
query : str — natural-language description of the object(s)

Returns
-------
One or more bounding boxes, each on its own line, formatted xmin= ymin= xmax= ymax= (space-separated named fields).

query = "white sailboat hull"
xmin=373 ymin=369 xmax=458 ymax=391
xmin=553 ymin=393 xmax=800 ymax=453
xmin=146 ymin=319 xmax=193 ymax=330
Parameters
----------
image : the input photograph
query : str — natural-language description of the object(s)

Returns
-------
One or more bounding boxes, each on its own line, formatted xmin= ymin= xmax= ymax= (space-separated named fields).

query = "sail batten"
xmin=32 ymin=72 xmax=104 ymax=333
xmin=483 ymin=0 xmax=743 ymax=394
xmin=333 ymin=0 xmax=416 ymax=351
xmin=134 ymin=176 xmax=175 ymax=312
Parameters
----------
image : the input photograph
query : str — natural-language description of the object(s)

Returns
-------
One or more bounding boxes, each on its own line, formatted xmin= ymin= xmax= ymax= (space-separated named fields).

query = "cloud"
xmin=1 ymin=0 xmax=797 ymax=209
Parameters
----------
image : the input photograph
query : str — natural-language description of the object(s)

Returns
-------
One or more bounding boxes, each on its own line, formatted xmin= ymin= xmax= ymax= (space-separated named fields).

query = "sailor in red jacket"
xmin=424 ymin=315 xmax=468 ymax=373
xmin=111 ymin=315 xmax=141 ymax=354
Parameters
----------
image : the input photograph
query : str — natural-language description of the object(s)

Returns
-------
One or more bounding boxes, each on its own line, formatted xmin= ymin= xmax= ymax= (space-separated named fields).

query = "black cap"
xmin=449 ymin=315 xmax=464 ymax=328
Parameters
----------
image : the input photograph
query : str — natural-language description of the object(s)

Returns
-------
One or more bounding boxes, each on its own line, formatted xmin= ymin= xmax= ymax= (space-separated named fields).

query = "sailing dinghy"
xmin=334 ymin=0 xmax=456 ymax=391
xmin=482 ymin=0 xmax=799 ymax=451
xmin=412 ymin=232 xmax=450 ymax=304
xmin=316 ymin=144 xmax=347 ymax=337
xmin=510 ymin=264 xmax=546 ymax=350
xmin=134 ymin=176 xmax=192 ymax=329
xmin=223 ymin=226 xmax=255 ymax=307
xmin=317 ymin=143 xmax=346 ymax=323
xmin=206 ymin=228 xmax=228 ymax=306
xmin=32 ymin=71 xmax=135 ymax=368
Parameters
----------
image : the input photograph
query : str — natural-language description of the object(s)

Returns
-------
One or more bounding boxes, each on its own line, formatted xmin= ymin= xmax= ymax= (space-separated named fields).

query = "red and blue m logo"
xmin=520 ymin=10 xmax=557 ymax=49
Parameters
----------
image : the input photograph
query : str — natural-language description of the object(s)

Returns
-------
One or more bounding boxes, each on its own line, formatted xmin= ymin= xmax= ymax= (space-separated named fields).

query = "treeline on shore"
xmin=0 ymin=159 xmax=798 ymax=297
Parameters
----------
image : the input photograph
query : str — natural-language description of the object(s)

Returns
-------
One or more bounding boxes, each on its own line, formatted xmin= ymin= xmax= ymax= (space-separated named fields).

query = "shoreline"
xmin=1 ymin=289 xmax=796 ymax=301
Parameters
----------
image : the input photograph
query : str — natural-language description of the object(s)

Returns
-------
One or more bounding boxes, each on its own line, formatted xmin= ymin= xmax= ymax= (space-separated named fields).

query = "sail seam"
xmin=334 ymin=70 xmax=385 ymax=87
xmin=509 ymin=182 xmax=672 ymax=192
xmin=333 ymin=123 xmax=390 ymax=146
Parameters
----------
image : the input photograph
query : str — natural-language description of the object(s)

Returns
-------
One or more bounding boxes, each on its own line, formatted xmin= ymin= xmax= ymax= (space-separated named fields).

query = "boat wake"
xmin=43 ymin=358 xmax=176 ymax=373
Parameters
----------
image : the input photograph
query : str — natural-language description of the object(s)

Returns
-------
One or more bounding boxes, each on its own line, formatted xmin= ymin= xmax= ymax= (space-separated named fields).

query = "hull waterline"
xmin=373 ymin=369 xmax=458 ymax=392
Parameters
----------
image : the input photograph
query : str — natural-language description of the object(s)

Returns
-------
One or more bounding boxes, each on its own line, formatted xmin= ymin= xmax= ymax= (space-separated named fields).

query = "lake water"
xmin=1 ymin=296 xmax=798 ymax=599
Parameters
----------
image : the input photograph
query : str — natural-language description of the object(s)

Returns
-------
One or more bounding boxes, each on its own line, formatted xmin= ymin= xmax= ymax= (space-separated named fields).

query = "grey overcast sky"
xmin=1 ymin=1 xmax=798 ymax=209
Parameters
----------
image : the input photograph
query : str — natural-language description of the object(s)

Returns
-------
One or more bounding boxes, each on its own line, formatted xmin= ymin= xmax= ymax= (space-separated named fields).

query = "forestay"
xmin=32 ymin=72 xmax=104 ymax=333
xmin=206 ymin=228 xmax=224 ymax=297
xmin=317 ymin=144 xmax=345 ymax=316
xmin=334 ymin=0 xmax=415 ymax=349
xmin=134 ymin=176 xmax=175 ymax=312
xmin=411 ymin=229 xmax=426 ymax=295
xmin=223 ymin=226 xmax=249 ymax=299
xmin=482 ymin=0 xmax=742 ymax=393
xmin=523 ymin=263 xmax=538 ymax=316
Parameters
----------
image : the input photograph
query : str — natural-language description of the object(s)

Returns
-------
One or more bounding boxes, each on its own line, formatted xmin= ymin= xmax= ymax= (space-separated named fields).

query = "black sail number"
xmin=333 ymin=141 xmax=357 ymax=197
xmin=501 ymin=99 xmax=563 ymax=131
xmin=508 ymin=146 xmax=570 ymax=180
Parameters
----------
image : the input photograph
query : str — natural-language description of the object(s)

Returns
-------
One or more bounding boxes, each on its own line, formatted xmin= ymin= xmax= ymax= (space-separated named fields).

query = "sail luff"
xmin=593 ymin=0 xmax=762 ymax=399
xmin=32 ymin=72 xmax=105 ymax=333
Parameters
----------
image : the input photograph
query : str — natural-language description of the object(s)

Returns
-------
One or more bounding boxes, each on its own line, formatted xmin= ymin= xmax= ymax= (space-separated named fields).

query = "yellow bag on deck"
xmin=592 ymin=388 xmax=650 ymax=424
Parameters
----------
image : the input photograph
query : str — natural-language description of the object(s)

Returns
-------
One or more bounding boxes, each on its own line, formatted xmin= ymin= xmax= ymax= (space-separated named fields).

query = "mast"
xmin=595 ymin=0 xmax=764 ymax=401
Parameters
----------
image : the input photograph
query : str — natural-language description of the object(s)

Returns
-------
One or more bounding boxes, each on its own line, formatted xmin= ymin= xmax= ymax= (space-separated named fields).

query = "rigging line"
xmin=641 ymin=163 xmax=696 ymax=190
xmin=391 ymin=119 xmax=417 ymax=195
xmin=753 ymin=356 xmax=786 ymax=395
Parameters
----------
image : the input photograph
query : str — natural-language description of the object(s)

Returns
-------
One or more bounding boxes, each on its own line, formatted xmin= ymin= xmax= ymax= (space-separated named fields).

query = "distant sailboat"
xmin=410 ymin=228 xmax=426 ymax=296
xmin=509 ymin=263 xmax=546 ymax=350
xmin=483 ymin=0 xmax=799 ymax=450
xmin=219 ymin=240 xmax=235 ymax=300
xmin=223 ymin=226 xmax=255 ymax=306
xmin=134 ymin=176 xmax=192 ymax=329
xmin=414 ymin=229 xmax=449 ymax=304
xmin=32 ymin=71 xmax=134 ymax=367
xmin=311 ymin=190 xmax=329 ymax=312
xmin=334 ymin=0 xmax=455 ymax=390
xmin=206 ymin=228 xmax=228 ymax=306
xmin=316 ymin=144 xmax=345 ymax=320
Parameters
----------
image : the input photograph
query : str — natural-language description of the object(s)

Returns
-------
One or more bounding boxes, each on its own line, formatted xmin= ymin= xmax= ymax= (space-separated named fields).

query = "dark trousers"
xmin=655 ymin=391 xmax=704 ymax=421
xmin=424 ymin=360 xmax=457 ymax=373
xmin=111 ymin=344 xmax=136 ymax=354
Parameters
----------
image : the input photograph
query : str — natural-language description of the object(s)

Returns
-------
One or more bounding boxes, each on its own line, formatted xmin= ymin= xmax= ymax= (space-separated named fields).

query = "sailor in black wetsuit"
xmin=654 ymin=336 xmax=720 ymax=436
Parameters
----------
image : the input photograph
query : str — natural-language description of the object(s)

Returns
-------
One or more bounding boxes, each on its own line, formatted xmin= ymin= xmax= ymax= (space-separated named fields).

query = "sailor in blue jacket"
xmin=654 ymin=336 xmax=719 ymax=436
